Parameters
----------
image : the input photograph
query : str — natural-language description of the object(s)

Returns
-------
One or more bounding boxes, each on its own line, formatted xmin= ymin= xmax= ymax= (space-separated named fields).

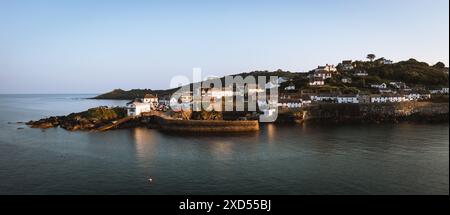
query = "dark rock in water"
xmin=27 ymin=116 xmax=60 ymax=129
xmin=17 ymin=127 xmax=24 ymax=130
xmin=27 ymin=106 xmax=127 ymax=131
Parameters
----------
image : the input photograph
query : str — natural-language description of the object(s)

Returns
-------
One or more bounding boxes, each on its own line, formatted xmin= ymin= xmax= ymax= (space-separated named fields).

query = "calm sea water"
xmin=0 ymin=94 xmax=448 ymax=195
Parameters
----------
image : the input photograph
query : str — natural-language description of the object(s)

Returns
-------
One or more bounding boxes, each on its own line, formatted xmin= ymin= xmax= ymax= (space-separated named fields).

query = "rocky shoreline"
xmin=25 ymin=102 xmax=449 ymax=131
xmin=301 ymin=102 xmax=449 ymax=124
xmin=26 ymin=106 xmax=127 ymax=130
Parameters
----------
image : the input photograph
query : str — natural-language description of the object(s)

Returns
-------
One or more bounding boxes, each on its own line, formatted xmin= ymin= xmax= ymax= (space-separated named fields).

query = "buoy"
xmin=148 ymin=178 xmax=153 ymax=182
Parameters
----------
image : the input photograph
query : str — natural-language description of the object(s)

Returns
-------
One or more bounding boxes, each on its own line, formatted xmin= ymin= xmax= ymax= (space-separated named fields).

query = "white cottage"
xmin=126 ymin=99 xmax=152 ymax=117
xmin=337 ymin=95 xmax=359 ymax=104
xmin=284 ymin=85 xmax=296 ymax=91
xmin=311 ymin=70 xmax=333 ymax=80
xmin=314 ymin=64 xmax=337 ymax=73
xmin=301 ymin=95 xmax=312 ymax=105
xmin=430 ymin=87 xmax=449 ymax=94
xmin=311 ymin=93 xmax=338 ymax=102
xmin=389 ymin=82 xmax=408 ymax=89
xmin=143 ymin=94 xmax=159 ymax=109
xmin=278 ymin=99 xmax=303 ymax=108
xmin=353 ymin=70 xmax=368 ymax=77
xmin=371 ymin=83 xmax=387 ymax=89
xmin=126 ymin=94 xmax=159 ymax=116
xmin=341 ymin=60 xmax=353 ymax=71
xmin=341 ymin=77 xmax=352 ymax=83
xmin=370 ymin=94 xmax=407 ymax=103
xmin=309 ymin=77 xmax=325 ymax=86
xmin=406 ymin=93 xmax=421 ymax=101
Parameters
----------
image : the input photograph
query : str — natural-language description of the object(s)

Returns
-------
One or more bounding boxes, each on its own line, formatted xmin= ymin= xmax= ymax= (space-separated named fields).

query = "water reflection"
xmin=265 ymin=124 xmax=276 ymax=143
xmin=208 ymin=140 xmax=233 ymax=160
xmin=132 ymin=128 xmax=159 ymax=160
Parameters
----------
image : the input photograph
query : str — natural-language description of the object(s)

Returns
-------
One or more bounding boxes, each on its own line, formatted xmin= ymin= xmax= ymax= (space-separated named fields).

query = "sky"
xmin=0 ymin=0 xmax=449 ymax=94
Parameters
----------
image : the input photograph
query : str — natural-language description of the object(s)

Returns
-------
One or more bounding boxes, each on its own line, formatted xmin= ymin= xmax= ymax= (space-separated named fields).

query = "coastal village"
xmin=26 ymin=55 xmax=449 ymax=131
xmin=125 ymin=55 xmax=449 ymax=118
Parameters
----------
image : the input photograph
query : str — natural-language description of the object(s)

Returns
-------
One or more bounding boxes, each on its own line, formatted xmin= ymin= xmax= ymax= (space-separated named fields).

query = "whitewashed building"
xmin=313 ymin=70 xmax=333 ymax=79
xmin=246 ymin=84 xmax=266 ymax=94
xmin=389 ymin=82 xmax=408 ymax=89
xmin=301 ymin=95 xmax=312 ymax=105
xmin=341 ymin=60 xmax=353 ymax=71
xmin=371 ymin=94 xmax=407 ymax=103
xmin=284 ymin=85 xmax=296 ymax=90
xmin=430 ymin=87 xmax=449 ymax=94
xmin=126 ymin=99 xmax=152 ymax=116
xmin=406 ymin=93 xmax=421 ymax=101
xmin=353 ymin=70 xmax=368 ymax=77
xmin=214 ymin=89 xmax=234 ymax=98
xmin=278 ymin=99 xmax=303 ymax=108
xmin=143 ymin=94 xmax=159 ymax=108
xmin=405 ymin=93 xmax=430 ymax=101
xmin=341 ymin=77 xmax=352 ymax=83
xmin=378 ymin=88 xmax=393 ymax=93
xmin=371 ymin=83 xmax=387 ymax=89
xmin=311 ymin=94 xmax=338 ymax=102
xmin=337 ymin=95 xmax=359 ymax=104
xmin=309 ymin=78 xmax=325 ymax=86
xmin=202 ymin=88 xmax=235 ymax=98
xmin=126 ymin=94 xmax=159 ymax=116
xmin=314 ymin=64 xmax=337 ymax=73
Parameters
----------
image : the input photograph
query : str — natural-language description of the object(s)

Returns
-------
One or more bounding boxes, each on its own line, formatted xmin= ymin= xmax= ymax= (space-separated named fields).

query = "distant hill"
xmin=93 ymin=88 xmax=178 ymax=100
xmin=93 ymin=69 xmax=302 ymax=100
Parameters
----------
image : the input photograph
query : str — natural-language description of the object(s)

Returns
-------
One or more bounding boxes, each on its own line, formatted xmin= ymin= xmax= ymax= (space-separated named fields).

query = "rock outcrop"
xmin=27 ymin=106 xmax=127 ymax=131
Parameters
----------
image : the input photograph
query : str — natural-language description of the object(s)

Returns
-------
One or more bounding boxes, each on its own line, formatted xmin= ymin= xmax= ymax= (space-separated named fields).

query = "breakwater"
xmin=157 ymin=118 xmax=260 ymax=132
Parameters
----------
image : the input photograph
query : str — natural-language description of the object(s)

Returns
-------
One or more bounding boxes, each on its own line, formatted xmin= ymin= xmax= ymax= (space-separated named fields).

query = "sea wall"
xmin=158 ymin=118 xmax=260 ymax=132
xmin=303 ymin=102 xmax=449 ymax=123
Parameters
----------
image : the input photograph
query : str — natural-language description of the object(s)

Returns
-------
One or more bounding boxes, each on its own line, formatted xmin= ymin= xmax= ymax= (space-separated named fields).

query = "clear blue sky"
xmin=0 ymin=0 xmax=448 ymax=93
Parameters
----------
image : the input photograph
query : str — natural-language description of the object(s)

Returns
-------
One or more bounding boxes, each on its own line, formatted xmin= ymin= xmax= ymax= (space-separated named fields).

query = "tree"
xmin=366 ymin=54 xmax=376 ymax=62
xmin=433 ymin=62 xmax=446 ymax=69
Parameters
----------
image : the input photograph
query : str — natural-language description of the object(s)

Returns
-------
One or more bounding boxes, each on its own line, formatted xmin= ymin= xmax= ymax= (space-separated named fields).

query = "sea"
xmin=0 ymin=94 xmax=448 ymax=194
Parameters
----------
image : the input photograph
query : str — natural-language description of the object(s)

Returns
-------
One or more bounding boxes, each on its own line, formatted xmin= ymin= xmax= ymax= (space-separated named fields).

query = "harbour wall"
xmin=303 ymin=102 xmax=449 ymax=123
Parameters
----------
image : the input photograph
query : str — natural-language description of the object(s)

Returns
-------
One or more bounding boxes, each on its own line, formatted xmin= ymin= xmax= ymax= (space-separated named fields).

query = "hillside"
xmin=93 ymin=88 xmax=178 ymax=100
xmin=93 ymin=58 xmax=449 ymax=100
xmin=364 ymin=58 xmax=448 ymax=86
